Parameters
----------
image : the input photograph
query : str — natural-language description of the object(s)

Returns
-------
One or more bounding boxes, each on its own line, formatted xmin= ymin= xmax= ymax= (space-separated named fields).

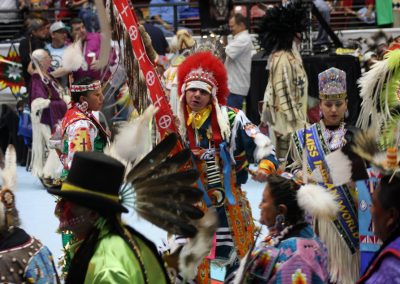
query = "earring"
xmin=78 ymin=101 xmax=89 ymax=112
xmin=319 ymin=109 xmax=323 ymax=119
xmin=345 ymin=110 xmax=349 ymax=119
xmin=275 ymin=214 xmax=286 ymax=232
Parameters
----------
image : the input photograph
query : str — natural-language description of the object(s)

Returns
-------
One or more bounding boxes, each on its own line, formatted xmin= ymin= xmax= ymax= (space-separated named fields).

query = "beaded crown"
xmin=318 ymin=67 xmax=347 ymax=100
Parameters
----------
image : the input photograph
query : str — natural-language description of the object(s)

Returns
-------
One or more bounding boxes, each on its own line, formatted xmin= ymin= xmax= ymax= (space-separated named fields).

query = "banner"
xmin=0 ymin=44 xmax=24 ymax=97
xmin=294 ymin=123 xmax=359 ymax=253
xmin=357 ymin=178 xmax=381 ymax=274
xmin=113 ymin=1 xmax=177 ymax=137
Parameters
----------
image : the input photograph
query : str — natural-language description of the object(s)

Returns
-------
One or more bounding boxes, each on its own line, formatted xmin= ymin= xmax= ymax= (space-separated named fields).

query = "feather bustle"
xmin=135 ymin=205 xmax=198 ymax=237
xmin=135 ymin=186 xmax=203 ymax=204
xmin=131 ymin=149 xmax=191 ymax=184
xmin=133 ymin=170 xmax=199 ymax=190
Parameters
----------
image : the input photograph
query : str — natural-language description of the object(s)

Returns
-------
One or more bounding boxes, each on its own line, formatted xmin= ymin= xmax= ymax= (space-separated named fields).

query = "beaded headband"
xmin=183 ymin=68 xmax=218 ymax=95
xmin=71 ymin=80 xmax=101 ymax=93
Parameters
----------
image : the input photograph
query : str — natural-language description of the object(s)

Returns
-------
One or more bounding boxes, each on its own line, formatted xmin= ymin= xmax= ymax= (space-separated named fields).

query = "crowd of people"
xmin=0 ymin=1 xmax=400 ymax=284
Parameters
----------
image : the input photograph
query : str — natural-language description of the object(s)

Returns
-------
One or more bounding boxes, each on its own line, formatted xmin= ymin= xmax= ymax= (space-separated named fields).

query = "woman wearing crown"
xmin=289 ymin=67 xmax=369 ymax=283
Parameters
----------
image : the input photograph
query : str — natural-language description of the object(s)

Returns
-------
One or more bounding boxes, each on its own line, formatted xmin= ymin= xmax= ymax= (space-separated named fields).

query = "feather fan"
xmin=351 ymin=129 xmax=379 ymax=162
xmin=126 ymin=132 xmax=179 ymax=182
xmin=125 ymin=133 xmax=204 ymax=237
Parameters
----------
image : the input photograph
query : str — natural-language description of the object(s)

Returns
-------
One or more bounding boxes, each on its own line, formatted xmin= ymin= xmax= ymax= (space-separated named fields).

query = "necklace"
xmin=322 ymin=122 xmax=346 ymax=151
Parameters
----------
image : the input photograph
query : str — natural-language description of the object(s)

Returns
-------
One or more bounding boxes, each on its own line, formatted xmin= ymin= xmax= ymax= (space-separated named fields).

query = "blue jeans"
xmin=227 ymin=93 xmax=244 ymax=109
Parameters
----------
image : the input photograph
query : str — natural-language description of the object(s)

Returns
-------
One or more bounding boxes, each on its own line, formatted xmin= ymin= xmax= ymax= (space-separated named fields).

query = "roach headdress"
xmin=257 ymin=3 xmax=308 ymax=56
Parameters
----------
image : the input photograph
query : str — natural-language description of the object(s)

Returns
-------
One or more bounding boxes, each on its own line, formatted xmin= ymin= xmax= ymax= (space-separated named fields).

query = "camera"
xmin=207 ymin=23 xmax=230 ymax=36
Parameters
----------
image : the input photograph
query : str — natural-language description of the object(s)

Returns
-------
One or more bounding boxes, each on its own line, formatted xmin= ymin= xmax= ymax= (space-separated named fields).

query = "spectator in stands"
xmin=45 ymin=21 xmax=70 ymax=87
xmin=225 ymin=13 xmax=253 ymax=110
xmin=313 ymin=0 xmax=332 ymax=46
xmin=70 ymin=0 xmax=99 ymax=32
xmin=163 ymin=28 xmax=195 ymax=113
xmin=54 ymin=0 xmax=76 ymax=21
xmin=16 ymin=99 xmax=31 ymax=166
xmin=342 ymin=0 xmax=375 ymax=24
xmin=135 ymin=8 xmax=169 ymax=56
xmin=69 ymin=17 xmax=107 ymax=81
xmin=19 ymin=17 xmax=49 ymax=91
xmin=149 ymin=0 xmax=194 ymax=37
xmin=21 ymin=0 xmax=54 ymax=19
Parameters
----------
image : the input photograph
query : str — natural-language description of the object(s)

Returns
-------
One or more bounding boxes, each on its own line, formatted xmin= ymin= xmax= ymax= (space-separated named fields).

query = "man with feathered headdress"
xmin=176 ymin=51 xmax=279 ymax=282
xmin=259 ymin=3 xmax=309 ymax=160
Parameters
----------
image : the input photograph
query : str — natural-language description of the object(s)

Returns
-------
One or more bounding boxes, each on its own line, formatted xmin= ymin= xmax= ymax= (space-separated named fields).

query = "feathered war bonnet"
xmin=0 ymin=145 xmax=19 ymax=234
xmin=177 ymin=51 xmax=230 ymax=147
xmin=257 ymin=2 xmax=308 ymax=56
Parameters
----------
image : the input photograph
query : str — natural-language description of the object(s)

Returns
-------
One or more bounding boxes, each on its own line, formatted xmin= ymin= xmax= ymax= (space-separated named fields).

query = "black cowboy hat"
xmin=48 ymin=152 xmax=128 ymax=213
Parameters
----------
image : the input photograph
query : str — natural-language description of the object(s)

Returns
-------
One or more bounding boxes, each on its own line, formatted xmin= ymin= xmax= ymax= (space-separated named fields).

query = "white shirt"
xmin=225 ymin=30 xmax=253 ymax=96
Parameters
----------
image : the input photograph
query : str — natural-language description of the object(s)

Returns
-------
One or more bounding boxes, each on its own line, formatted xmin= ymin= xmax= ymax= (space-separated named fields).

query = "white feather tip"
xmin=254 ymin=132 xmax=274 ymax=161
xmin=62 ymin=40 xmax=85 ymax=71
xmin=1 ymin=144 xmax=17 ymax=190
xmin=325 ymin=149 xmax=352 ymax=186
xmin=297 ymin=184 xmax=339 ymax=220
xmin=112 ymin=105 xmax=158 ymax=162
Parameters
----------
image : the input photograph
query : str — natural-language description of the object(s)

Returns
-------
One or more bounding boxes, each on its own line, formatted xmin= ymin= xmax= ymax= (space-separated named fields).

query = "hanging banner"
xmin=357 ymin=177 xmax=381 ymax=275
xmin=113 ymin=0 xmax=177 ymax=137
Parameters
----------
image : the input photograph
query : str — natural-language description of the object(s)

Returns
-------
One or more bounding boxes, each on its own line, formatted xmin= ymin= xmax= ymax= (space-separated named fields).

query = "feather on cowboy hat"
xmin=48 ymin=152 xmax=128 ymax=214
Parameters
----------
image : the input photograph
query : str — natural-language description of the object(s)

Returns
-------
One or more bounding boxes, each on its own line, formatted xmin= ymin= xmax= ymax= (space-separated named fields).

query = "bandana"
xmin=185 ymin=80 xmax=213 ymax=95
xmin=186 ymin=105 xmax=212 ymax=129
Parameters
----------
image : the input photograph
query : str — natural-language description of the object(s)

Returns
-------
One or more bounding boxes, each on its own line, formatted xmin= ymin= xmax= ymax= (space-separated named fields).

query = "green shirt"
xmin=84 ymin=229 xmax=168 ymax=284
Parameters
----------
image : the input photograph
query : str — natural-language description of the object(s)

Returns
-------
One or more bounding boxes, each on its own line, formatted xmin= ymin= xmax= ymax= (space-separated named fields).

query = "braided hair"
xmin=266 ymin=174 xmax=303 ymax=226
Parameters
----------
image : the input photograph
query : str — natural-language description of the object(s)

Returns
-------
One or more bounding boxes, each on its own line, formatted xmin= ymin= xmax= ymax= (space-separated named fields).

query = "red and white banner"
xmin=113 ymin=0 xmax=177 ymax=137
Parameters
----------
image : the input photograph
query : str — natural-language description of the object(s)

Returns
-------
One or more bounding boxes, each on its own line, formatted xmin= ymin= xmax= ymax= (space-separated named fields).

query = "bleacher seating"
xmin=0 ymin=1 xmax=386 ymax=42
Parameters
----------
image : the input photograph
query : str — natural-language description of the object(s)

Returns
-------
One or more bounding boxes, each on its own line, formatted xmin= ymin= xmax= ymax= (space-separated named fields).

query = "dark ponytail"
xmin=266 ymin=174 xmax=303 ymax=225
xmin=65 ymin=227 xmax=101 ymax=284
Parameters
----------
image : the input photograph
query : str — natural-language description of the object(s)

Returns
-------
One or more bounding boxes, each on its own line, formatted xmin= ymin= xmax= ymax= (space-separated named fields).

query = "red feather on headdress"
xmin=177 ymin=51 xmax=228 ymax=105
